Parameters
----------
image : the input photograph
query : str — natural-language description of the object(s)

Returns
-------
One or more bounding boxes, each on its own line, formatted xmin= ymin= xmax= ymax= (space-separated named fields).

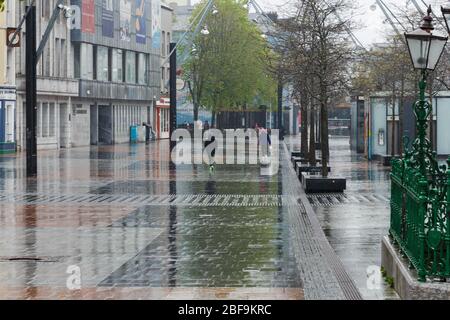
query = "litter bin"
xmin=130 ymin=125 xmax=138 ymax=144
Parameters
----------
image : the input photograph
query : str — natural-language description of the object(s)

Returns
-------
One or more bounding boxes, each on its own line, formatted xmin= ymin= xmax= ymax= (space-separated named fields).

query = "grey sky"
xmin=255 ymin=0 xmax=449 ymax=47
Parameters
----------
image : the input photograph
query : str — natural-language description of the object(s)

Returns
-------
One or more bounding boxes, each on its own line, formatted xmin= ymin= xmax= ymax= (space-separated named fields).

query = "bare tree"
xmin=275 ymin=0 xmax=355 ymax=177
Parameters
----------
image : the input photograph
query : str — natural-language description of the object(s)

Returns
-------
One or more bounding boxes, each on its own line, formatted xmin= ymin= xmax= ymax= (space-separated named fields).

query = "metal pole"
xmin=170 ymin=43 xmax=177 ymax=153
xmin=26 ymin=5 xmax=37 ymax=177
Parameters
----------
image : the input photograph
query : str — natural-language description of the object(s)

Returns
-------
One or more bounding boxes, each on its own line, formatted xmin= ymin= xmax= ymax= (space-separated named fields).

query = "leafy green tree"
xmin=183 ymin=0 xmax=277 ymax=124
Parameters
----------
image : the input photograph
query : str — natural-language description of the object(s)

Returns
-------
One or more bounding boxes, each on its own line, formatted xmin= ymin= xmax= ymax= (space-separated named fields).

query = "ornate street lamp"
xmin=404 ymin=6 xmax=447 ymax=174
xmin=405 ymin=7 xmax=447 ymax=72
xmin=388 ymin=6 xmax=450 ymax=283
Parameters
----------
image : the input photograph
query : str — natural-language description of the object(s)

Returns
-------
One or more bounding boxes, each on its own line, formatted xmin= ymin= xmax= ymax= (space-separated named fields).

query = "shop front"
xmin=156 ymin=97 xmax=170 ymax=139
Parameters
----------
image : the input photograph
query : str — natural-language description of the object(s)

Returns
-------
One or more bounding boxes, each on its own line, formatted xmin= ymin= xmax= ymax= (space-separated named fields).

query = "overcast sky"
xmin=254 ymin=0 xmax=448 ymax=47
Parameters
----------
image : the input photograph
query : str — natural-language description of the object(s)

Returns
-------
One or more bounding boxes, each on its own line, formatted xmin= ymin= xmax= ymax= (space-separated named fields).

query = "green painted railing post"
xmin=418 ymin=177 xmax=428 ymax=282
xmin=446 ymin=158 xmax=450 ymax=274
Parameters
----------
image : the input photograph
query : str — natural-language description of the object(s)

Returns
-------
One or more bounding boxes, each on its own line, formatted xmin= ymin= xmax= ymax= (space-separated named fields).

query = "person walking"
xmin=204 ymin=124 xmax=217 ymax=172
xmin=259 ymin=127 xmax=270 ymax=165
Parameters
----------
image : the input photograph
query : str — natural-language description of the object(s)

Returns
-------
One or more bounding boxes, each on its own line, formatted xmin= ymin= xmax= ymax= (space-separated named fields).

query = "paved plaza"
xmin=0 ymin=137 xmax=372 ymax=300
xmin=285 ymin=136 xmax=399 ymax=300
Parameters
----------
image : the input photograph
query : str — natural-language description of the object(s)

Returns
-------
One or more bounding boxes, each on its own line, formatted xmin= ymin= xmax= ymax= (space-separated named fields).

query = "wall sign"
xmin=81 ymin=0 xmax=95 ymax=34
xmin=102 ymin=0 xmax=114 ymax=38
xmin=6 ymin=28 xmax=20 ymax=47
xmin=151 ymin=0 xmax=161 ymax=49
xmin=0 ymin=88 xmax=16 ymax=101
xmin=120 ymin=0 xmax=132 ymax=42
xmin=135 ymin=0 xmax=147 ymax=44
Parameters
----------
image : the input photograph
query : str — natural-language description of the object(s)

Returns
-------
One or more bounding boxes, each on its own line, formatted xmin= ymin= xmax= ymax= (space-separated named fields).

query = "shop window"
xmin=138 ymin=53 xmax=148 ymax=85
xmin=125 ymin=51 xmax=136 ymax=83
xmin=112 ymin=49 xmax=124 ymax=82
xmin=97 ymin=46 xmax=109 ymax=82
xmin=79 ymin=43 xmax=93 ymax=80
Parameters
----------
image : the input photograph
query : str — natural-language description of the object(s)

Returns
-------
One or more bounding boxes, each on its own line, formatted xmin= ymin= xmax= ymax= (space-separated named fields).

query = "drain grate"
xmin=1 ymin=193 xmax=302 ymax=207
xmin=307 ymin=193 xmax=390 ymax=207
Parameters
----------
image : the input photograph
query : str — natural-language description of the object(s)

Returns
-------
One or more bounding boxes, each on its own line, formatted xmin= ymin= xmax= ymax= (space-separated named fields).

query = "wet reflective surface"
xmin=0 ymin=137 xmax=384 ymax=300
xmin=286 ymin=136 xmax=399 ymax=300
xmin=0 ymin=141 xmax=308 ymax=300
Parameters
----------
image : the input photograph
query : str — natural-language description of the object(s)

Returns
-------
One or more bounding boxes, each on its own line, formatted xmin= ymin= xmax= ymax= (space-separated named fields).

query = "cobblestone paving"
xmin=0 ymin=140 xmax=358 ymax=300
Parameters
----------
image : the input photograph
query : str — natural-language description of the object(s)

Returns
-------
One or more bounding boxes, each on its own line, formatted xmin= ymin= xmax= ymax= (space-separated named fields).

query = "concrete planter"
xmin=381 ymin=236 xmax=450 ymax=300
xmin=301 ymin=172 xmax=346 ymax=193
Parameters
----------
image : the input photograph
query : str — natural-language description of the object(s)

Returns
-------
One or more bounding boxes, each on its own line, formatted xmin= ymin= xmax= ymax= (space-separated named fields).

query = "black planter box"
xmin=301 ymin=172 xmax=346 ymax=193
xmin=296 ymin=164 xmax=330 ymax=182
xmin=373 ymin=154 xmax=395 ymax=166
xmin=381 ymin=155 xmax=393 ymax=167
xmin=291 ymin=151 xmax=304 ymax=158
xmin=292 ymin=157 xmax=323 ymax=167
xmin=299 ymin=158 xmax=322 ymax=165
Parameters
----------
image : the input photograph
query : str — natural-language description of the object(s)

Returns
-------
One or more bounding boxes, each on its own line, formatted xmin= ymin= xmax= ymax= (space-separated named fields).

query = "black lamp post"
xmin=404 ymin=5 xmax=447 ymax=175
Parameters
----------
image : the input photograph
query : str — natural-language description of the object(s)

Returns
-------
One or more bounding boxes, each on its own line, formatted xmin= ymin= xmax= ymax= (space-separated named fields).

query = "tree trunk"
xmin=300 ymin=93 xmax=309 ymax=157
xmin=399 ymin=77 xmax=405 ymax=155
xmin=211 ymin=111 xmax=216 ymax=127
xmin=194 ymin=103 xmax=199 ymax=122
xmin=320 ymin=100 xmax=329 ymax=178
xmin=309 ymin=104 xmax=316 ymax=167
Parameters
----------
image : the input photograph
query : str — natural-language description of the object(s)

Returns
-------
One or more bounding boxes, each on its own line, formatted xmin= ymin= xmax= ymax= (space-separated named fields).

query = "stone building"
xmin=14 ymin=0 xmax=168 ymax=150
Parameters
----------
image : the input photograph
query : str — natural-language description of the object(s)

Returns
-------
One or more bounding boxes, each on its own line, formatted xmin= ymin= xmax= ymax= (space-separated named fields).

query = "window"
xmin=61 ymin=39 xmax=67 ymax=77
xmin=163 ymin=31 xmax=167 ymax=57
xmin=42 ymin=103 xmax=49 ymax=138
xmin=5 ymin=103 xmax=15 ymax=142
xmin=55 ymin=38 xmax=61 ymax=77
xmin=79 ymin=43 xmax=94 ymax=80
xmin=74 ymin=44 xmax=80 ymax=78
xmin=125 ymin=51 xmax=136 ymax=83
xmin=37 ymin=103 xmax=41 ymax=137
xmin=42 ymin=0 xmax=51 ymax=18
xmin=43 ymin=41 xmax=51 ymax=76
xmin=167 ymin=32 xmax=171 ymax=55
xmin=96 ymin=46 xmax=109 ymax=81
xmin=49 ymin=103 xmax=55 ymax=137
xmin=112 ymin=49 xmax=124 ymax=82
xmin=137 ymin=53 xmax=148 ymax=85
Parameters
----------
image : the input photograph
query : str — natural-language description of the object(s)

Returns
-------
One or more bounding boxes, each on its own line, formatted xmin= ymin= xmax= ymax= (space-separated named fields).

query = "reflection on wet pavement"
xmin=0 ymin=141 xmax=305 ymax=300
xmin=286 ymin=136 xmax=399 ymax=300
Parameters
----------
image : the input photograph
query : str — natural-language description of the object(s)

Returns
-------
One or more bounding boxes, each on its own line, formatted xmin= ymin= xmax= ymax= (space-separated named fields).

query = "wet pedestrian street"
xmin=0 ymin=140 xmax=361 ymax=300
xmin=285 ymin=136 xmax=399 ymax=300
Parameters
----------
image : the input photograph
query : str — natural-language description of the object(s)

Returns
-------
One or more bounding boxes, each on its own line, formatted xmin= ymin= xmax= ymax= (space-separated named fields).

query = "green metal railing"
xmin=390 ymin=71 xmax=450 ymax=282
